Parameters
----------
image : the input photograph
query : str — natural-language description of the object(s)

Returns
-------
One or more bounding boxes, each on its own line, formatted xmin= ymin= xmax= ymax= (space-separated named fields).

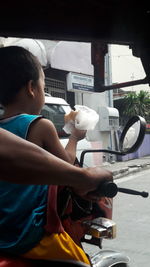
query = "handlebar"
xmin=96 ymin=181 xmax=149 ymax=198
xmin=79 ymin=149 xmax=149 ymax=199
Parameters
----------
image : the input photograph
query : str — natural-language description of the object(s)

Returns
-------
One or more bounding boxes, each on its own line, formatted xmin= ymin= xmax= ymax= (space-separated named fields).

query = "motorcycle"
xmin=76 ymin=115 xmax=149 ymax=267
xmin=0 ymin=115 xmax=149 ymax=267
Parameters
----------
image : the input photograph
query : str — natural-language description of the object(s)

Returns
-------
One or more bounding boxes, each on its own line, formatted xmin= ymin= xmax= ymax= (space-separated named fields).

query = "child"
xmin=0 ymin=46 xmax=90 ymax=265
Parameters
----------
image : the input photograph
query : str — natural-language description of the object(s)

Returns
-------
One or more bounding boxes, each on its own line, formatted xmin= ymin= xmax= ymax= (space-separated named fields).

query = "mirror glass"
xmin=122 ymin=120 xmax=141 ymax=151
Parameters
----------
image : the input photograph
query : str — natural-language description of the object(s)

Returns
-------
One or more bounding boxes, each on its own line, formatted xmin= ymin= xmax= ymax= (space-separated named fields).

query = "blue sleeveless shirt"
xmin=0 ymin=114 xmax=48 ymax=254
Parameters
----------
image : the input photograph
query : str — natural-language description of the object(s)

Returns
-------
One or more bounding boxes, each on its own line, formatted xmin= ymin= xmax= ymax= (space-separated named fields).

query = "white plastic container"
xmin=63 ymin=105 xmax=99 ymax=134
xmin=74 ymin=105 xmax=99 ymax=130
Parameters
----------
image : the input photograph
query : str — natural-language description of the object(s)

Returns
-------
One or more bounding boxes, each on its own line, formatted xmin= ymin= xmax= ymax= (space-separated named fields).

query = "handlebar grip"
xmin=100 ymin=181 xmax=118 ymax=198
xmin=88 ymin=181 xmax=118 ymax=198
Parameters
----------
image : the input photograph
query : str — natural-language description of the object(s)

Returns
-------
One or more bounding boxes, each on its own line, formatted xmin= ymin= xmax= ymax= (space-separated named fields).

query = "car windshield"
xmin=41 ymin=103 xmax=70 ymax=138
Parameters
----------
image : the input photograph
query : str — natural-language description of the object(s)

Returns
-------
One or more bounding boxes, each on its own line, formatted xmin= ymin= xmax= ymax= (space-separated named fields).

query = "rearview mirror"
xmin=119 ymin=116 xmax=146 ymax=154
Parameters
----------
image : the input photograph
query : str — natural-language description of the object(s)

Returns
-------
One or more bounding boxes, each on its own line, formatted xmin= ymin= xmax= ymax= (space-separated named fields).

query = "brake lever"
xmin=117 ymin=187 xmax=149 ymax=198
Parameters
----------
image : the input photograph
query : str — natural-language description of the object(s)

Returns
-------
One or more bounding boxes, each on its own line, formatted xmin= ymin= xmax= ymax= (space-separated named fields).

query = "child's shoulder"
xmin=29 ymin=117 xmax=55 ymax=132
xmin=27 ymin=117 xmax=57 ymax=146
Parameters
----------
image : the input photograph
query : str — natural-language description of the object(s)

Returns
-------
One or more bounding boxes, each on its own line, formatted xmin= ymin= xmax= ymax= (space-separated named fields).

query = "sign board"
xmin=67 ymin=72 xmax=94 ymax=93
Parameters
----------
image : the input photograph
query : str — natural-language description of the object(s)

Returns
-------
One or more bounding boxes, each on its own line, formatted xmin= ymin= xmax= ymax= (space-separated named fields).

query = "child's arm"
xmin=64 ymin=127 xmax=87 ymax=164
xmin=27 ymin=118 xmax=86 ymax=164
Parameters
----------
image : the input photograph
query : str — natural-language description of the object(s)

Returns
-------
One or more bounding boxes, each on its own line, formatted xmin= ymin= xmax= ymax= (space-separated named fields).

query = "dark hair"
xmin=0 ymin=46 xmax=42 ymax=105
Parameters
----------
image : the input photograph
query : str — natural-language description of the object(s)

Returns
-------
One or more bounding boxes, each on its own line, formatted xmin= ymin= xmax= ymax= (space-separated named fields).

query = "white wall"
xmin=110 ymin=44 xmax=150 ymax=92
xmin=47 ymin=41 xmax=94 ymax=75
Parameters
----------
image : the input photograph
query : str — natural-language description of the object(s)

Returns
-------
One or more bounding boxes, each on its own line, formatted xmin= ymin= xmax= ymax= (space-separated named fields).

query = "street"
xmin=83 ymin=168 xmax=150 ymax=267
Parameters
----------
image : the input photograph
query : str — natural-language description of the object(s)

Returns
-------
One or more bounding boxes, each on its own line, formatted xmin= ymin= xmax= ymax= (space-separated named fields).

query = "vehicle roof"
xmin=45 ymin=95 xmax=69 ymax=105
xmin=0 ymin=1 xmax=149 ymax=44
xmin=0 ymin=1 xmax=149 ymax=91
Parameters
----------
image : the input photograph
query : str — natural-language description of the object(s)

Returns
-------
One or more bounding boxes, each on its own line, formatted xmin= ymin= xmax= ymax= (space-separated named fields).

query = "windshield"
xmin=41 ymin=103 xmax=70 ymax=138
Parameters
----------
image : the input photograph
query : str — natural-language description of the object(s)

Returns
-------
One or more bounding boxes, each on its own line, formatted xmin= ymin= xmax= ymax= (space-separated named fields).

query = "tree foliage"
xmin=123 ymin=90 xmax=150 ymax=122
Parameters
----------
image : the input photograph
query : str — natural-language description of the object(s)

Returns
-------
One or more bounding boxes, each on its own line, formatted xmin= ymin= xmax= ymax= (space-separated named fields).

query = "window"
xmin=41 ymin=103 xmax=70 ymax=138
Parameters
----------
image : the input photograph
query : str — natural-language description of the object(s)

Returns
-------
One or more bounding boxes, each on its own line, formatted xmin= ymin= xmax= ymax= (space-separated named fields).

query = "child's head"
xmin=0 ymin=46 xmax=44 ymax=109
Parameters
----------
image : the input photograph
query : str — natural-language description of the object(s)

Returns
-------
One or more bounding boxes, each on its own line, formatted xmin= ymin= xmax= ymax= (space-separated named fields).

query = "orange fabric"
xmin=62 ymin=215 xmax=93 ymax=248
xmin=44 ymin=185 xmax=64 ymax=233
xmin=22 ymin=231 xmax=90 ymax=265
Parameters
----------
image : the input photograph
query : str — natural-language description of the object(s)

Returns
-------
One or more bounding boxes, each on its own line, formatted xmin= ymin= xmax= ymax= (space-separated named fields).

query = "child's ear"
xmin=26 ymin=80 xmax=35 ymax=97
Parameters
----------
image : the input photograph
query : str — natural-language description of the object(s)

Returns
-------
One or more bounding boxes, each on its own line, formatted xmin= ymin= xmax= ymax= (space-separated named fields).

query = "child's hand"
xmin=70 ymin=128 xmax=87 ymax=141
